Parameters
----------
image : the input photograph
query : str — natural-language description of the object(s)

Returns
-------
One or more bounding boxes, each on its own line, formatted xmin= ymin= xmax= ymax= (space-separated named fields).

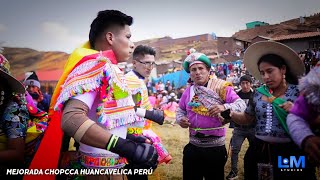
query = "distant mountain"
xmin=3 ymin=36 xmax=218 ymax=79
xmin=2 ymin=47 xmax=69 ymax=78
xmin=4 ymin=12 xmax=319 ymax=78
xmin=133 ymin=34 xmax=218 ymax=62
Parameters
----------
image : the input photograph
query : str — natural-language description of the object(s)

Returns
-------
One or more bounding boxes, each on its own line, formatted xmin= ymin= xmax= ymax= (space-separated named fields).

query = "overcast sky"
xmin=0 ymin=0 xmax=319 ymax=53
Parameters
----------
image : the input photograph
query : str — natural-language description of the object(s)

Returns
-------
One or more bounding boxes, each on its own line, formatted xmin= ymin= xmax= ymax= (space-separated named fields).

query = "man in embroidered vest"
xmin=125 ymin=45 xmax=171 ymax=180
xmin=176 ymin=51 xmax=246 ymax=180
xmin=26 ymin=10 xmax=158 ymax=180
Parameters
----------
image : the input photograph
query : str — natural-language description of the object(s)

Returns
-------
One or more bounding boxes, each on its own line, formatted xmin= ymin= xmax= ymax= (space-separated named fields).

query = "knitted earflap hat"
xmin=183 ymin=49 xmax=211 ymax=73
xmin=24 ymin=71 xmax=41 ymax=88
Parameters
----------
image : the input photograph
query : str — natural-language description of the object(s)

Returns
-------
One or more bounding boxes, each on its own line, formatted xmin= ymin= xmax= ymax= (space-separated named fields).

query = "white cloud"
xmin=41 ymin=22 xmax=86 ymax=52
xmin=0 ymin=24 xmax=8 ymax=32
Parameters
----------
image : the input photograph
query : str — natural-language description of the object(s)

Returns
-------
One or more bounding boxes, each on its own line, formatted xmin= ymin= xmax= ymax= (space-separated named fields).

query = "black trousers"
xmin=244 ymin=138 xmax=316 ymax=180
xmin=183 ymin=143 xmax=227 ymax=180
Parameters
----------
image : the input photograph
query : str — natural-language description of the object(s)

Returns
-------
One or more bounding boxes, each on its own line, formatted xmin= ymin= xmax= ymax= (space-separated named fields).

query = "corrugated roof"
xmin=272 ymin=31 xmax=320 ymax=41
xmin=232 ymin=24 xmax=281 ymax=42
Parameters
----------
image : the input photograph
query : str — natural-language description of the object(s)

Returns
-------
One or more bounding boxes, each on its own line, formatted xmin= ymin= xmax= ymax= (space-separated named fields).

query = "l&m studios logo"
xmin=278 ymin=156 xmax=305 ymax=172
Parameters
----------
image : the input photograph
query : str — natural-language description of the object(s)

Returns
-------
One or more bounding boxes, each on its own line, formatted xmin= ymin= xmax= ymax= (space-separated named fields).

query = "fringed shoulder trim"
xmin=103 ymin=62 xmax=131 ymax=95
xmin=54 ymin=57 xmax=106 ymax=111
xmin=125 ymin=71 xmax=144 ymax=95
xmin=96 ymin=97 xmax=143 ymax=130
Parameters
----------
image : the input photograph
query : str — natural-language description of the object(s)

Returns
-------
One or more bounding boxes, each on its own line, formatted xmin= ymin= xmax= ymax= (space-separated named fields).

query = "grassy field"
xmin=149 ymin=123 xmax=320 ymax=180
xmin=148 ymin=123 xmax=249 ymax=180
xmin=70 ymin=123 xmax=319 ymax=180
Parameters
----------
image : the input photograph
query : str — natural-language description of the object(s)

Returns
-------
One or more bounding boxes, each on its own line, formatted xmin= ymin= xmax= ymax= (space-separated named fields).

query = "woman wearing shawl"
xmin=176 ymin=52 xmax=246 ymax=180
xmin=229 ymin=41 xmax=316 ymax=180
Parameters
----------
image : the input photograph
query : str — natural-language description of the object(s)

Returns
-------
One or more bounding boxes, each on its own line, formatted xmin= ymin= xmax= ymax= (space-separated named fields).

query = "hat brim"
xmin=0 ymin=70 xmax=25 ymax=94
xmin=243 ymin=41 xmax=305 ymax=81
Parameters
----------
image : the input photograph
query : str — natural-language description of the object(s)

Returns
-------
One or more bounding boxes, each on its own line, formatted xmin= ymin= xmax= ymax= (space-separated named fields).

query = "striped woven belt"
xmin=189 ymin=135 xmax=225 ymax=147
xmin=80 ymin=151 xmax=128 ymax=169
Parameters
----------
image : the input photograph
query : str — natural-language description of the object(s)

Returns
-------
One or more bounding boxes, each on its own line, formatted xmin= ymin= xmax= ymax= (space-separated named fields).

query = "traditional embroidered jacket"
xmin=125 ymin=70 xmax=171 ymax=164
xmin=54 ymin=53 xmax=144 ymax=169
xmin=25 ymin=42 xmax=142 ymax=179
xmin=176 ymin=78 xmax=246 ymax=147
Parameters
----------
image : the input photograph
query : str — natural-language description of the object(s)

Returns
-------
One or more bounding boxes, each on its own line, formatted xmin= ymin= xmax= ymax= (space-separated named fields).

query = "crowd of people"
xmin=0 ymin=9 xmax=319 ymax=180
xmin=299 ymin=48 xmax=320 ymax=74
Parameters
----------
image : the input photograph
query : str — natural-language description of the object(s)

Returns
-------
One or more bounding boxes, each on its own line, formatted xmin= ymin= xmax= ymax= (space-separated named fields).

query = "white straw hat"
xmin=243 ymin=41 xmax=305 ymax=81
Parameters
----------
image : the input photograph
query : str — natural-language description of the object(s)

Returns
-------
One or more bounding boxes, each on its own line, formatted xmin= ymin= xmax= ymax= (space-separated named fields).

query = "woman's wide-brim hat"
xmin=243 ymin=41 xmax=305 ymax=81
xmin=0 ymin=54 xmax=25 ymax=94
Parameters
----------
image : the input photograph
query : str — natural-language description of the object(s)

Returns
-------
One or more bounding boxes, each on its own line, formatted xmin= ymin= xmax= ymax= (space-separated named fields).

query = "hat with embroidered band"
xmin=183 ymin=52 xmax=211 ymax=73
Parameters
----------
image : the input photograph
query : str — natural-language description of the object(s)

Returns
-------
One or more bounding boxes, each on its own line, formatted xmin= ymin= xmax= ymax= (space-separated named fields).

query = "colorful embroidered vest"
xmin=125 ymin=71 xmax=172 ymax=164
xmin=53 ymin=52 xmax=144 ymax=169
xmin=125 ymin=71 xmax=153 ymax=129
xmin=55 ymin=54 xmax=143 ymax=130
xmin=25 ymin=45 xmax=119 ymax=180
